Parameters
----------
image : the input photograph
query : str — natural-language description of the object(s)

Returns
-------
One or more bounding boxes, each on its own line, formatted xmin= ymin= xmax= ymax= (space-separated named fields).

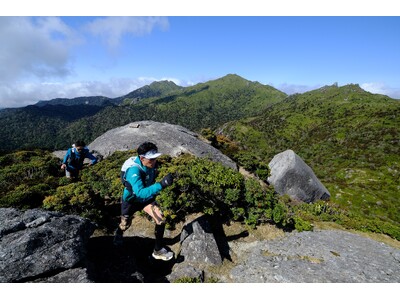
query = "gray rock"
xmin=168 ymin=215 xmax=222 ymax=282
xmin=0 ymin=208 xmax=95 ymax=283
xmin=54 ymin=121 xmax=237 ymax=170
xmin=229 ymin=229 xmax=400 ymax=283
xmin=29 ymin=267 xmax=93 ymax=283
xmin=267 ymin=149 xmax=330 ymax=203
xmin=179 ymin=216 xmax=222 ymax=266
xmin=167 ymin=264 xmax=204 ymax=283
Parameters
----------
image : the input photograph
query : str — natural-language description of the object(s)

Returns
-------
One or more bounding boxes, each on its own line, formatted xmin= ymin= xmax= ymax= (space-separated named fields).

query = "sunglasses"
xmin=76 ymin=147 xmax=84 ymax=151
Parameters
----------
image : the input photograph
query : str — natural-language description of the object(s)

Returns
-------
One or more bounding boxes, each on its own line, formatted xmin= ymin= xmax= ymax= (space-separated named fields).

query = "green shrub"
xmin=156 ymin=155 xmax=245 ymax=224
xmin=43 ymin=182 xmax=104 ymax=223
xmin=0 ymin=150 xmax=60 ymax=208
xmin=156 ymin=154 xmax=291 ymax=229
xmin=293 ymin=216 xmax=314 ymax=232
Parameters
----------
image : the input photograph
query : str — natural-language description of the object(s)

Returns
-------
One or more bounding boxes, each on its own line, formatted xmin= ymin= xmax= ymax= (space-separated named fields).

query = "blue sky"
xmin=1 ymin=1 xmax=400 ymax=108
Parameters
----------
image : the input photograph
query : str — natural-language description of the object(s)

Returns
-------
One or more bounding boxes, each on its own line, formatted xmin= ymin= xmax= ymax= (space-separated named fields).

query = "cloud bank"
xmin=0 ymin=16 xmax=170 ymax=108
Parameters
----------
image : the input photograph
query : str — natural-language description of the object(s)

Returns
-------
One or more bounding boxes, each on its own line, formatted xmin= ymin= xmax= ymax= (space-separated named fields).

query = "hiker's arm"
xmin=86 ymin=151 xmax=98 ymax=165
xmin=62 ymin=149 xmax=71 ymax=164
xmin=61 ymin=149 xmax=71 ymax=169
xmin=127 ymin=168 xmax=162 ymax=202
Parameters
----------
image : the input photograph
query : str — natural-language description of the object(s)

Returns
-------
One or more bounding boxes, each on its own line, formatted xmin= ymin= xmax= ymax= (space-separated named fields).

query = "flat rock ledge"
xmin=229 ymin=229 xmax=400 ymax=283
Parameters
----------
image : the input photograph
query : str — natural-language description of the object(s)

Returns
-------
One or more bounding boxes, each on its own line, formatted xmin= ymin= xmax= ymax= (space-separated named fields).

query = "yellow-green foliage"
xmin=80 ymin=150 xmax=133 ymax=201
xmin=0 ymin=150 xmax=60 ymax=208
xmin=42 ymin=150 xmax=134 ymax=221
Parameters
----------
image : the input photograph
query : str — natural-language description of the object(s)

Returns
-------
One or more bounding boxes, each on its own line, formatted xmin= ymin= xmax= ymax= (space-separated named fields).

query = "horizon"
xmin=1 ymin=3 xmax=400 ymax=108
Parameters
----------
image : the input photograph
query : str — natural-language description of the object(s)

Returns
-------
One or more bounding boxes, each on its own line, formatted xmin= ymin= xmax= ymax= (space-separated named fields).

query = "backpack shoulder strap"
xmin=121 ymin=155 xmax=144 ymax=179
xmin=67 ymin=148 xmax=76 ymax=164
xmin=121 ymin=157 xmax=146 ymax=195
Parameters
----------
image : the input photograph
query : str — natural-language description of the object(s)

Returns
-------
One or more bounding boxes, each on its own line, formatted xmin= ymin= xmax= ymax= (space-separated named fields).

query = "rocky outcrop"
xmin=88 ymin=121 xmax=237 ymax=170
xmin=229 ymin=229 xmax=400 ymax=283
xmin=116 ymin=214 xmax=400 ymax=283
xmin=267 ymin=149 xmax=330 ymax=203
xmin=0 ymin=208 xmax=95 ymax=283
xmin=2 ymin=208 xmax=399 ymax=283
xmin=167 ymin=216 xmax=222 ymax=282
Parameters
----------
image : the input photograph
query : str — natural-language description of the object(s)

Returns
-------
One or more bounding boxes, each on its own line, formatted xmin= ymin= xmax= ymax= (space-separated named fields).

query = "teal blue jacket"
xmin=122 ymin=156 xmax=162 ymax=203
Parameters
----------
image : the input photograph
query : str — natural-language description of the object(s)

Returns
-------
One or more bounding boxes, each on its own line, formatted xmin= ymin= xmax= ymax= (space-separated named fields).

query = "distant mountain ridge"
xmin=0 ymin=74 xmax=397 ymax=153
xmin=35 ymin=96 xmax=116 ymax=107
xmin=0 ymin=74 xmax=286 ymax=151
xmin=33 ymin=80 xmax=183 ymax=107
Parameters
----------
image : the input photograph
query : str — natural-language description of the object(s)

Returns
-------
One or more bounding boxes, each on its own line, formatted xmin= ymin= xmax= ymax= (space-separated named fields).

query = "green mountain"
xmin=217 ymin=83 xmax=400 ymax=228
xmin=34 ymin=81 xmax=183 ymax=107
xmin=69 ymin=74 xmax=287 ymax=140
xmin=114 ymin=80 xmax=184 ymax=104
xmin=0 ymin=74 xmax=286 ymax=151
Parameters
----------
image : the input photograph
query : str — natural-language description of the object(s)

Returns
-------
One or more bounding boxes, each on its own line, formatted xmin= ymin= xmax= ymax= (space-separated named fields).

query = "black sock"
xmin=154 ymin=223 xmax=165 ymax=251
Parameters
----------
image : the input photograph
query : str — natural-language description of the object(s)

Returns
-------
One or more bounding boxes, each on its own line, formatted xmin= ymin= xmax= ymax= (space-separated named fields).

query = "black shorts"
xmin=121 ymin=197 xmax=156 ymax=216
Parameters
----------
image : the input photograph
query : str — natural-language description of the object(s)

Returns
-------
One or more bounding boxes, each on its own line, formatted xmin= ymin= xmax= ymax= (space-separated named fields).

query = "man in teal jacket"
xmin=61 ymin=140 xmax=97 ymax=179
xmin=114 ymin=141 xmax=174 ymax=261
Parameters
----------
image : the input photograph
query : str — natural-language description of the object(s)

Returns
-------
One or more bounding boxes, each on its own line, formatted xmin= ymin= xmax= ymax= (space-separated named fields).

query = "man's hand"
xmin=61 ymin=163 xmax=66 ymax=170
xmin=160 ymin=173 xmax=174 ymax=188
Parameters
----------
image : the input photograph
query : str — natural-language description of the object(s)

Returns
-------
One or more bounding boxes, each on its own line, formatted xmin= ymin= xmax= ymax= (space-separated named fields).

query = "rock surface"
xmin=106 ymin=214 xmax=400 ymax=283
xmin=2 ymin=208 xmax=399 ymax=283
xmin=229 ymin=229 xmax=400 ymax=283
xmin=167 ymin=216 xmax=223 ymax=282
xmin=88 ymin=121 xmax=237 ymax=170
xmin=0 ymin=208 xmax=95 ymax=283
xmin=267 ymin=149 xmax=331 ymax=203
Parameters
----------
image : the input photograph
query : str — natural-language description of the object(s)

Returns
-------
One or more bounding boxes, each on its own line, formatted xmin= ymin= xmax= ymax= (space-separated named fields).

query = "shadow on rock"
xmin=86 ymin=235 xmax=175 ymax=283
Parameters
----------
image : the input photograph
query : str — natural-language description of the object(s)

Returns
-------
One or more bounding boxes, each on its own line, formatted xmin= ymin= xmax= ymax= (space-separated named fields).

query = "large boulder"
xmin=0 ymin=208 xmax=95 ymax=283
xmin=267 ymin=149 xmax=330 ymax=203
xmin=53 ymin=121 xmax=237 ymax=170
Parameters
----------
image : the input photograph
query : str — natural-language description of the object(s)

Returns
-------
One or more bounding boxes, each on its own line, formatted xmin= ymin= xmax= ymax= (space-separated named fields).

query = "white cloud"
xmin=0 ymin=17 xmax=79 ymax=83
xmin=84 ymin=17 xmax=169 ymax=49
xmin=361 ymin=82 xmax=400 ymax=99
xmin=0 ymin=16 xmax=172 ymax=108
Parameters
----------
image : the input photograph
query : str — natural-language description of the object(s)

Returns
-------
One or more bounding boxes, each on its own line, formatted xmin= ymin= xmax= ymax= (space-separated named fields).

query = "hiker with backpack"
xmin=114 ymin=141 xmax=174 ymax=261
xmin=61 ymin=140 xmax=98 ymax=179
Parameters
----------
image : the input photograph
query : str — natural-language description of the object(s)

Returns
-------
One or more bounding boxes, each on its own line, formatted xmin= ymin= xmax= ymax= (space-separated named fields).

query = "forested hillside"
xmin=0 ymin=74 xmax=286 ymax=151
xmin=215 ymin=83 xmax=400 ymax=235
xmin=0 ymin=104 xmax=109 ymax=150
xmin=66 ymin=74 xmax=286 ymax=143
xmin=35 ymin=96 xmax=115 ymax=107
